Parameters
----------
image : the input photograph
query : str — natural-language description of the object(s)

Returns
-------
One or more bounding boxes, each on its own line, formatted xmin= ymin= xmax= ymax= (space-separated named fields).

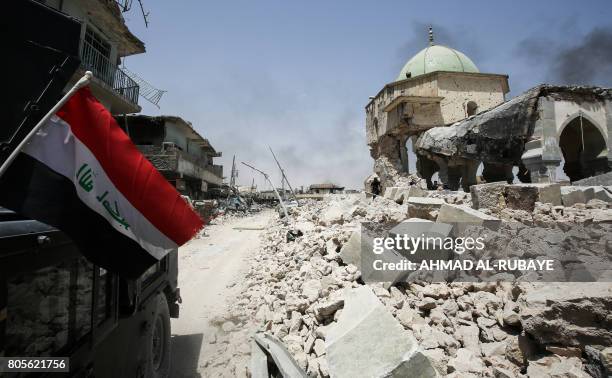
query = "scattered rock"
xmin=519 ymin=283 xmax=612 ymax=347
xmin=407 ymin=197 xmax=446 ymax=220
xmin=326 ymin=286 xmax=438 ymax=378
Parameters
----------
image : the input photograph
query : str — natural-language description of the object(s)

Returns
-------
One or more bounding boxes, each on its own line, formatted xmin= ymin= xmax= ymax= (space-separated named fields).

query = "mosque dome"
xmin=396 ymin=28 xmax=479 ymax=81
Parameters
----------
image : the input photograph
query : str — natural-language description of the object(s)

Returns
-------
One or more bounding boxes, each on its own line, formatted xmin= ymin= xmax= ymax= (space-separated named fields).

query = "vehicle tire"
xmin=144 ymin=293 xmax=171 ymax=378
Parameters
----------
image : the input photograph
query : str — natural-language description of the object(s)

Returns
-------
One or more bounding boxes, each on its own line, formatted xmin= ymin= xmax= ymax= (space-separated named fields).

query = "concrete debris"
xmin=407 ymin=197 xmax=446 ymax=220
xmin=518 ymin=283 xmax=612 ymax=347
xmin=561 ymin=186 xmax=592 ymax=206
xmin=573 ymin=172 xmax=612 ymax=186
xmin=391 ymin=185 xmax=426 ymax=204
xmin=470 ymin=182 xmax=507 ymax=210
xmin=326 ymin=286 xmax=438 ymax=378
xmin=504 ymin=183 xmax=562 ymax=211
xmin=203 ymin=190 xmax=612 ymax=378
xmin=436 ymin=203 xmax=501 ymax=232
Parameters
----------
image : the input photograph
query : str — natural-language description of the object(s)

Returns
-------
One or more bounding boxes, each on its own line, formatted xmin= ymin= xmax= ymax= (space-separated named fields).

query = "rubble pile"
xmin=206 ymin=184 xmax=612 ymax=377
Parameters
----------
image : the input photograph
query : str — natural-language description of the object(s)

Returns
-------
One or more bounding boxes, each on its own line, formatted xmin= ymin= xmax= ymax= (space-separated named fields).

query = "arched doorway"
xmin=559 ymin=115 xmax=609 ymax=181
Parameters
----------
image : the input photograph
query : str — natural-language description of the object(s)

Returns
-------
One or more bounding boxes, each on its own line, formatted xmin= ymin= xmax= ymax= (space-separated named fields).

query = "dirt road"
xmin=169 ymin=210 xmax=274 ymax=377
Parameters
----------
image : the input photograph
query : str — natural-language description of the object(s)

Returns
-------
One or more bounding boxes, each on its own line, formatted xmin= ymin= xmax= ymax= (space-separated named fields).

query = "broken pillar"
xmin=521 ymin=97 xmax=563 ymax=183
xmin=460 ymin=160 xmax=479 ymax=192
xmin=416 ymin=155 xmax=440 ymax=189
xmin=326 ymin=286 xmax=439 ymax=378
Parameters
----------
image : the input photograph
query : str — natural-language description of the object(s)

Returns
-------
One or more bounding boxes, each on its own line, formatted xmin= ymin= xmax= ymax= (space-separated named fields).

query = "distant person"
xmin=371 ymin=177 xmax=381 ymax=198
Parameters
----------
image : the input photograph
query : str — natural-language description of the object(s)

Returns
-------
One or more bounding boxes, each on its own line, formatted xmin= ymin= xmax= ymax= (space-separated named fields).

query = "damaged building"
xmin=366 ymin=28 xmax=612 ymax=192
xmin=116 ymin=115 xmax=223 ymax=200
xmin=309 ymin=184 xmax=345 ymax=195
xmin=43 ymin=0 xmax=148 ymax=114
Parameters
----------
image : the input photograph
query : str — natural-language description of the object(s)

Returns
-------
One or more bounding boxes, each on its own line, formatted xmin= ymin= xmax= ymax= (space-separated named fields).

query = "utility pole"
xmin=229 ymin=155 xmax=236 ymax=189
xmin=241 ymin=162 xmax=289 ymax=220
xmin=269 ymin=146 xmax=299 ymax=204
xmin=280 ymin=168 xmax=285 ymax=200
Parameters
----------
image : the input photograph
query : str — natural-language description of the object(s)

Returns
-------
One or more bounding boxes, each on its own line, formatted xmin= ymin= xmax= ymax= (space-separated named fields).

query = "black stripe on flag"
xmin=0 ymin=153 xmax=157 ymax=278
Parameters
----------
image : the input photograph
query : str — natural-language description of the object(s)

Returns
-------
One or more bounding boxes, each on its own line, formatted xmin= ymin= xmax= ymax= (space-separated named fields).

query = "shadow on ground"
xmin=170 ymin=333 xmax=204 ymax=378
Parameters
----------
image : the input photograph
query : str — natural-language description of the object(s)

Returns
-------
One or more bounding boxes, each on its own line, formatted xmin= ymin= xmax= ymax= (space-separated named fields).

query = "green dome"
xmin=396 ymin=45 xmax=479 ymax=81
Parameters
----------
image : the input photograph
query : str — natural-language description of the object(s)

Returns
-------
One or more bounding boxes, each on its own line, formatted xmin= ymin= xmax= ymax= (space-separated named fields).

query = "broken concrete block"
xmin=326 ymin=286 xmax=438 ymax=378
xmin=394 ymin=185 xmax=426 ymax=204
xmin=573 ymin=172 xmax=612 ymax=186
xmin=301 ymin=279 xmax=322 ymax=302
xmin=447 ymin=348 xmax=486 ymax=375
xmin=319 ymin=202 xmax=345 ymax=226
xmin=504 ymin=183 xmax=562 ymax=211
xmin=561 ymin=186 xmax=588 ymax=206
xmin=314 ymin=297 xmax=344 ymax=319
xmin=339 ymin=230 xmax=361 ymax=267
xmin=601 ymin=347 xmax=612 ymax=376
xmin=388 ymin=220 xmax=453 ymax=261
xmin=384 ymin=186 xmax=399 ymax=199
xmin=436 ymin=203 xmax=501 ymax=232
xmin=470 ymin=181 xmax=507 ymax=210
xmin=593 ymin=186 xmax=612 ymax=203
xmin=339 ymin=230 xmax=409 ymax=284
xmin=519 ymin=283 xmax=612 ymax=347
xmin=407 ymin=197 xmax=446 ymax=220
xmin=560 ymin=185 xmax=608 ymax=206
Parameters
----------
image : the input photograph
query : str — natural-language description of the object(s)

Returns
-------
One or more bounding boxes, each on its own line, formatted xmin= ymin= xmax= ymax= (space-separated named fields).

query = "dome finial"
xmin=428 ymin=25 xmax=434 ymax=46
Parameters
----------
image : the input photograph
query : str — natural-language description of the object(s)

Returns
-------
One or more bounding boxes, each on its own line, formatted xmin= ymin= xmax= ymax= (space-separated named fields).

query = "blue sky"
xmin=122 ymin=0 xmax=612 ymax=189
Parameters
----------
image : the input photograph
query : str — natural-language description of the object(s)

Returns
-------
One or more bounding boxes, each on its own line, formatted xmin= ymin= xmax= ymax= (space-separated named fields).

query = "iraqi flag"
xmin=0 ymin=87 xmax=203 ymax=278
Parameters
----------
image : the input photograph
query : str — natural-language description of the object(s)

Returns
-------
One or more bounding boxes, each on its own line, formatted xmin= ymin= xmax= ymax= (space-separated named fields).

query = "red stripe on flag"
xmin=56 ymin=87 xmax=203 ymax=245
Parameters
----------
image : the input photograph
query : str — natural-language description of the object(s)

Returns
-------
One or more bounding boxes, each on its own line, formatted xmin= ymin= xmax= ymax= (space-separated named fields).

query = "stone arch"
xmin=481 ymin=162 xmax=514 ymax=184
xmin=416 ymin=155 xmax=439 ymax=189
xmin=558 ymin=113 xmax=609 ymax=181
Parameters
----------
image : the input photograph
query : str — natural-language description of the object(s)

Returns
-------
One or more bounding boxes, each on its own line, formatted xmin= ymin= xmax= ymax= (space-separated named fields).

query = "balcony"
xmin=79 ymin=40 xmax=140 ymax=106
xmin=136 ymin=145 xmax=224 ymax=186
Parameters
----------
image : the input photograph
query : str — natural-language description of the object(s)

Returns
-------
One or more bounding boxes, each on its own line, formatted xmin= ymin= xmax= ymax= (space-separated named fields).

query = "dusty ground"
xmin=169 ymin=210 xmax=274 ymax=377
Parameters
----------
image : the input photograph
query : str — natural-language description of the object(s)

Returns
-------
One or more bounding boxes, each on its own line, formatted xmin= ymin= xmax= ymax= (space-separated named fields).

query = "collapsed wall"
xmin=369 ymin=85 xmax=612 ymax=193
xmin=414 ymin=85 xmax=612 ymax=190
xmin=205 ymin=184 xmax=612 ymax=377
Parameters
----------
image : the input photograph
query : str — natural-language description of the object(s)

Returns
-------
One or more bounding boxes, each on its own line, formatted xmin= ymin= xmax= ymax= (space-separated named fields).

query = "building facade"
xmin=42 ymin=0 xmax=145 ymax=114
xmin=309 ymin=184 xmax=345 ymax=194
xmin=366 ymin=28 xmax=611 ymax=191
xmin=365 ymin=29 xmax=508 ymax=191
xmin=117 ymin=115 xmax=223 ymax=200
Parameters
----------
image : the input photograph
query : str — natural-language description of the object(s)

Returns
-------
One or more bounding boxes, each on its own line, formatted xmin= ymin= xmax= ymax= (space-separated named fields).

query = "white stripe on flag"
xmin=22 ymin=115 xmax=177 ymax=259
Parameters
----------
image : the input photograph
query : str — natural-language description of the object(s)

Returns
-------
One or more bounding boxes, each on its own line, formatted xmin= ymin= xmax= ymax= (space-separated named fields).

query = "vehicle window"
xmin=5 ymin=257 xmax=93 ymax=356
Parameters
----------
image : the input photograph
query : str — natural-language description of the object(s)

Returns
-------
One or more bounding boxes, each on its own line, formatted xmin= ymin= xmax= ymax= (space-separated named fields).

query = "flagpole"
xmin=0 ymin=71 xmax=93 ymax=178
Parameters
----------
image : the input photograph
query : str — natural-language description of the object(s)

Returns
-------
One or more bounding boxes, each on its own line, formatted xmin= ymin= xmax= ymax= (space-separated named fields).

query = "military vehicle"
xmin=0 ymin=1 xmax=181 ymax=376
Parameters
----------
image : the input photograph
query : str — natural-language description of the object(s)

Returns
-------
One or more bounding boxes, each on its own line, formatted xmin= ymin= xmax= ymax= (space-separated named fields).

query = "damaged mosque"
xmin=365 ymin=27 xmax=612 ymax=193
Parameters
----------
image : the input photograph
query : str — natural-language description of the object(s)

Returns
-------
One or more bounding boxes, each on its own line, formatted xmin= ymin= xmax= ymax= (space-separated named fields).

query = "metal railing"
xmin=80 ymin=40 xmax=140 ymax=105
